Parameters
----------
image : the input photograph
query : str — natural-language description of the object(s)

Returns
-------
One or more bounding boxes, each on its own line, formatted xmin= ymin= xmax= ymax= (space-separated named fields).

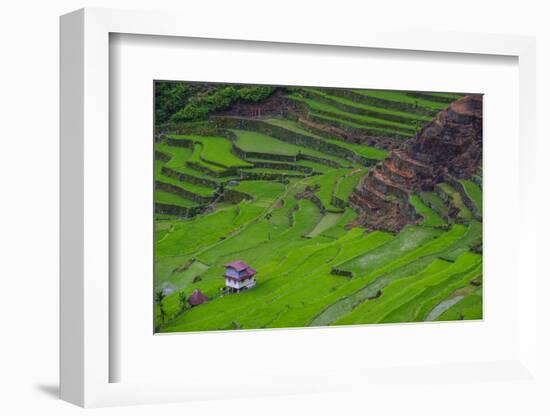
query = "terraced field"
xmin=153 ymin=82 xmax=482 ymax=332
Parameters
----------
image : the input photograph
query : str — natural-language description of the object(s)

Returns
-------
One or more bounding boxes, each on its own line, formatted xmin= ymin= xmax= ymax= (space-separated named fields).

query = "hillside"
xmin=349 ymin=95 xmax=483 ymax=232
xmin=153 ymin=82 xmax=483 ymax=332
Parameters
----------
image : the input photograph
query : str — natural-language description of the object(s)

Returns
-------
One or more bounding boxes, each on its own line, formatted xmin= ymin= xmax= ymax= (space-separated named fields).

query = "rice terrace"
xmin=154 ymin=81 xmax=483 ymax=333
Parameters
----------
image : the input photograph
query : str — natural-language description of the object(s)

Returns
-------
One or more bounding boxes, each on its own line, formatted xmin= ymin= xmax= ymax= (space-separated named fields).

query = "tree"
xmin=178 ymin=291 xmax=187 ymax=313
xmin=155 ymin=290 xmax=166 ymax=324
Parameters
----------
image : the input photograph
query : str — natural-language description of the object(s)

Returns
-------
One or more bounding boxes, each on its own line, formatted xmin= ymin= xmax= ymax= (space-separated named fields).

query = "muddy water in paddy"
xmin=425 ymin=295 xmax=464 ymax=321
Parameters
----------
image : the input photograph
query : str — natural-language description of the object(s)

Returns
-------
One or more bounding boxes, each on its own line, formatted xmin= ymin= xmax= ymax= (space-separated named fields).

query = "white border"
xmin=111 ymin=33 xmax=519 ymax=384
xmin=60 ymin=7 xmax=539 ymax=408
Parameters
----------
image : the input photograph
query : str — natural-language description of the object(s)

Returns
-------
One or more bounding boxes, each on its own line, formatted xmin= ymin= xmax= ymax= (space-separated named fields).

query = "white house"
xmin=224 ymin=261 xmax=257 ymax=292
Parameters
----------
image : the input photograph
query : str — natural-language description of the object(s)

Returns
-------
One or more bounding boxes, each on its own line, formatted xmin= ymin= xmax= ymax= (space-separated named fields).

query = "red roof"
xmin=224 ymin=261 xmax=251 ymax=272
xmin=188 ymin=289 xmax=208 ymax=306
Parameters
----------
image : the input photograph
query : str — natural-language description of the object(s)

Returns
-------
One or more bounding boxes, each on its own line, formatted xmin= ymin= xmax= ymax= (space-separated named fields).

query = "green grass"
xmin=230 ymin=180 xmax=286 ymax=205
xmin=304 ymin=168 xmax=350 ymax=212
xmin=156 ymin=143 xmax=223 ymax=183
xmin=188 ymin=142 xmax=227 ymax=172
xmin=436 ymin=288 xmax=483 ymax=321
xmin=289 ymin=94 xmax=417 ymax=133
xmin=310 ymin=111 xmax=414 ymax=139
xmin=419 ymin=191 xmax=448 ymax=217
xmin=306 ymin=213 xmax=343 ymax=238
xmin=233 ymin=130 xmax=301 ymax=156
xmin=167 ymin=135 xmax=252 ymax=168
xmin=460 ymin=179 xmax=483 ymax=216
xmin=232 ymin=129 xmax=352 ymax=166
xmin=154 ymin=86 xmax=482 ymax=333
xmin=334 ymin=252 xmax=481 ymax=325
xmin=155 ymin=190 xmax=197 ymax=208
xmin=241 ymin=167 xmax=307 ymax=177
xmin=353 ymin=89 xmax=451 ymax=110
xmin=334 ymin=168 xmax=367 ymax=201
xmin=437 ymin=183 xmax=473 ymax=220
xmin=422 ymin=92 xmax=464 ymax=100
xmin=155 ymin=163 xmax=215 ymax=197
xmin=336 ymin=225 xmax=444 ymax=277
xmin=409 ymin=194 xmax=446 ymax=227
xmin=265 ymin=118 xmax=389 ymax=160
xmin=303 ymin=88 xmax=433 ymax=122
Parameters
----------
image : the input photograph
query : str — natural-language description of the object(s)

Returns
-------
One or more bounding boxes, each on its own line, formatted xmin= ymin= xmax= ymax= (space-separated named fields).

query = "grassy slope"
xmin=289 ymin=94 xmax=417 ymax=133
xmin=353 ymin=89 xmax=450 ymax=111
xmin=460 ymin=179 xmax=483 ymax=216
xmin=303 ymin=88 xmax=433 ymax=122
xmin=265 ymin=118 xmax=389 ymax=160
xmin=304 ymin=168 xmax=350 ymax=212
xmin=409 ymin=194 xmax=446 ymax=227
xmin=334 ymin=169 xmax=367 ymax=201
xmin=231 ymin=129 xmax=352 ymax=166
xmin=167 ymin=135 xmax=253 ymax=168
xmin=155 ymin=190 xmax=197 ymax=207
xmin=154 ymin=87 xmax=481 ymax=332
xmin=437 ymin=183 xmax=473 ymax=220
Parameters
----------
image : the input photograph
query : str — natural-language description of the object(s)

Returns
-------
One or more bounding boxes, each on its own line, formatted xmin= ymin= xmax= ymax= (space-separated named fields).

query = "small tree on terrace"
xmin=155 ymin=290 xmax=166 ymax=324
xmin=178 ymin=291 xmax=187 ymax=313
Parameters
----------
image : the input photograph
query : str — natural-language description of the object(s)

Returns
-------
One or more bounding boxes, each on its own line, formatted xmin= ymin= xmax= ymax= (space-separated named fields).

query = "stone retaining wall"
xmin=445 ymin=175 xmax=481 ymax=219
xmin=221 ymin=189 xmax=252 ymax=204
xmin=155 ymin=150 xmax=171 ymax=162
xmin=307 ymin=113 xmax=408 ymax=141
xmin=303 ymin=89 xmax=429 ymax=126
xmin=155 ymin=203 xmax=206 ymax=218
xmin=331 ymin=195 xmax=348 ymax=209
xmin=311 ymin=109 xmax=414 ymax=137
xmin=323 ymin=88 xmax=436 ymax=117
xmin=156 ymin=181 xmax=212 ymax=204
xmin=250 ymin=160 xmax=313 ymax=173
xmin=238 ymin=171 xmax=294 ymax=183
xmin=214 ymin=116 xmax=372 ymax=166
xmin=418 ymin=193 xmax=450 ymax=222
xmin=405 ymin=92 xmax=457 ymax=104
xmin=231 ymin=143 xmax=298 ymax=163
xmin=161 ymin=166 xmax=219 ymax=188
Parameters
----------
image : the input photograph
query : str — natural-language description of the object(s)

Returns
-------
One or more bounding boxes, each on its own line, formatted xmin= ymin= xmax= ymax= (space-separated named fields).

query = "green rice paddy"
xmin=154 ymin=83 xmax=480 ymax=332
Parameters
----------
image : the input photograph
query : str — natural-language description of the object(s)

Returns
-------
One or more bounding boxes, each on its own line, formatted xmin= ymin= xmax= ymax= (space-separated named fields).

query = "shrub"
xmin=238 ymin=86 xmax=276 ymax=102
xmin=169 ymin=85 xmax=277 ymax=122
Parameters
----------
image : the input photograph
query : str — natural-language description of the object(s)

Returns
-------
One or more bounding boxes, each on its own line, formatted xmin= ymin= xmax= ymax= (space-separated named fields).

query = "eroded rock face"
xmin=214 ymin=89 xmax=296 ymax=118
xmin=350 ymin=94 xmax=482 ymax=232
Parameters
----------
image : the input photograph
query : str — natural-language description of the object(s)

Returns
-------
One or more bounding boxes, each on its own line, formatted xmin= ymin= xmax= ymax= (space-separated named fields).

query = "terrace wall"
xmin=222 ymin=189 xmax=252 ymax=204
xmin=296 ymin=118 xmax=402 ymax=152
xmin=250 ymin=160 xmax=313 ymax=173
xmin=302 ymin=89 xmax=428 ymax=126
xmin=155 ymin=181 xmax=212 ymax=204
xmin=331 ymin=195 xmax=348 ymax=210
xmin=405 ymin=92 xmax=457 ymax=104
xmin=231 ymin=143 xmax=298 ymax=163
xmin=155 ymin=203 xmax=206 ymax=218
xmin=161 ymin=166 xmax=219 ymax=188
xmin=306 ymin=113 xmax=408 ymax=141
xmin=238 ymin=170 xmax=298 ymax=183
xmin=445 ymin=175 xmax=481 ymax=219
xmin=323 ymin=88 xmax=436 ymax=117
xmin=214 ymin=116 xmax=374 ymax=166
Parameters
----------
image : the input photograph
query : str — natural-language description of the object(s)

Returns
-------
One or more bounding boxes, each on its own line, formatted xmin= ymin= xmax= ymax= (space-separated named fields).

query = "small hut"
xmin=224 ymin=261 xmax=257 ymax=292
xmin=188 ymin=289 xmax=209 ymax=307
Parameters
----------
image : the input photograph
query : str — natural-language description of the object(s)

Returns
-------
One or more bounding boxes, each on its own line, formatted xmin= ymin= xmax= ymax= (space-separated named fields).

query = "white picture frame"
xmin=60 ymin=7 xmax=541 ymax=409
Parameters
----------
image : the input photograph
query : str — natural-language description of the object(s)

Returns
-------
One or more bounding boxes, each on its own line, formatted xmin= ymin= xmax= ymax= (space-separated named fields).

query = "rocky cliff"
xmin=349 ymin=94 xmax=483 ymax=232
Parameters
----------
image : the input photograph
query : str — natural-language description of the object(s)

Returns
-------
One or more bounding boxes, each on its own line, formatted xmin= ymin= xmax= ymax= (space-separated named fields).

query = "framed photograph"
xmin=151 ymin=80 xmax=483 ymax=334
xmin=60 ymin=7 xmax=542 ymax=409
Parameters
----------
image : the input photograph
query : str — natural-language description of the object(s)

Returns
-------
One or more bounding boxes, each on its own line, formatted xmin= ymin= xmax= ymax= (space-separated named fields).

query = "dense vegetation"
xmin=153 ymin=82 xmax=482 ymax=332
xmin=155 ymin=81 xmax=275 ymax=123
